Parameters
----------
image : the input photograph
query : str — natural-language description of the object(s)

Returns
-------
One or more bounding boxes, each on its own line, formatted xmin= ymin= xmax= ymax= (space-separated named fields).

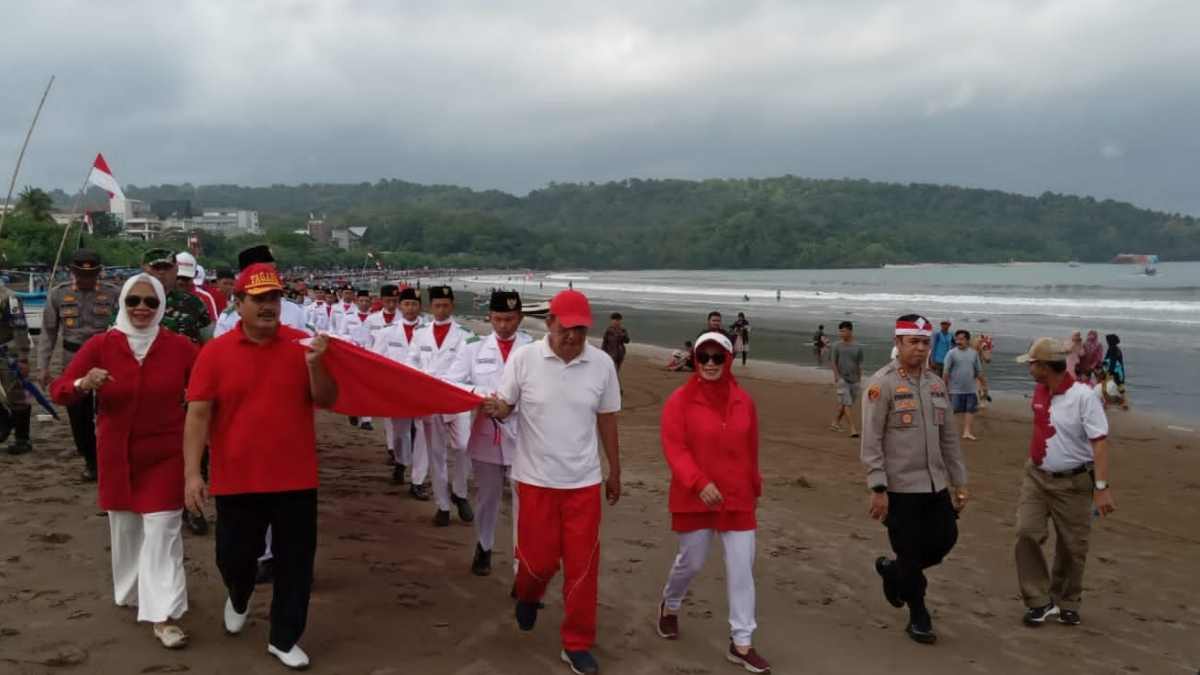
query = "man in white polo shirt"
xmin=482 ymin=289 xmax=620 ymax=675
xmin=1015 ymin=337 xmax=1115 ymax=628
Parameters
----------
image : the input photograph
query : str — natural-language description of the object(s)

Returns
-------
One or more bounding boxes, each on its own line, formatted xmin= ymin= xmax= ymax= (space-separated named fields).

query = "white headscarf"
xmin=113 ymin=273 xmax=166 ymax=364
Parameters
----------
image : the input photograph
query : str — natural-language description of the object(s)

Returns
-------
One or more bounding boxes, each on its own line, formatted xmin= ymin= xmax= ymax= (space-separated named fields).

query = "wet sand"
xmin=1 ymin=349 xmax=1199 ymax=674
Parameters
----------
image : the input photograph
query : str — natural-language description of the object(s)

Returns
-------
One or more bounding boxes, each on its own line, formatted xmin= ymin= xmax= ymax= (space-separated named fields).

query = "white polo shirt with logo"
xmin=497 ymin=336 xmax=621 ymax=489
xmin=1039 ymin=381 xmax=1109 ymax=473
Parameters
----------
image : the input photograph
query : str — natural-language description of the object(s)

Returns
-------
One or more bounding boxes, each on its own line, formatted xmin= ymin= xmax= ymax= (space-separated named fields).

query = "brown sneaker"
xmin=656 ymin=602 xmax=679 ymax=639
xmin=726 ymin=643 xmax=771 ymax=673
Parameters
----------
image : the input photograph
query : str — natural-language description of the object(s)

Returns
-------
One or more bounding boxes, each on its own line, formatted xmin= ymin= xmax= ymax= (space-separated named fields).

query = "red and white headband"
xmin=895 ymin=317 xmax=933 ymax=337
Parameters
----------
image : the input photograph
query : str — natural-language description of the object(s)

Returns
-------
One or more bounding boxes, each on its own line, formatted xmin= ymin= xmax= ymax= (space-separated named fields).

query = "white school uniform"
xmin=449 ymin=330 xmax=532 ymax=553
xmin=306 ymin=301 xmax=332 ymax=333
xmin=410 ymin=318 xmax=475 ymax=510
xmin=329 ymin=300 xmax=355 ymax=334
xmin=373 ymin=317 xmax=428 ymax=477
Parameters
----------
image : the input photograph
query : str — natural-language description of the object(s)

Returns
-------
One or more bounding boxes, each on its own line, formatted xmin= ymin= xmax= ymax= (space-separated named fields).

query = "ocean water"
xmin=461 ymin=263 xmax=1200 ymax=421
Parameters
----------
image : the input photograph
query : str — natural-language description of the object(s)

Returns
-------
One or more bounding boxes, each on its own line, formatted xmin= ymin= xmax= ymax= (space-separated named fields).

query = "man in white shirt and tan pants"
xmin=1015 ymin=337 xmax=1115 ymax=628
xmin=483 ymin=289 xmax=621 ymax=675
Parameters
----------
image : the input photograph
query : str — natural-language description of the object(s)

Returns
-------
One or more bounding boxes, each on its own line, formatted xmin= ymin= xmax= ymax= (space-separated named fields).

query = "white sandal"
xmin=154 ymin=623 xmax=188 ymax=649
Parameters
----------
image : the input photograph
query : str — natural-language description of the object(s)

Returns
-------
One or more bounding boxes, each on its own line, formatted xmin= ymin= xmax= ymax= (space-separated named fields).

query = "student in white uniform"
xmin=448 ymin=290 xmax=532 ymax=576
xmin=371 ymin=286 xmax=429 ymax=492
xmin=338 ymin=288 xmax=376 ymax=431
xmin=305 ymin=288 xmax=332 ymax=333
xmin=410 ymin=285 xmax=475 ymax=527
xmin=328 ymin=285 xmax=356 ymax=335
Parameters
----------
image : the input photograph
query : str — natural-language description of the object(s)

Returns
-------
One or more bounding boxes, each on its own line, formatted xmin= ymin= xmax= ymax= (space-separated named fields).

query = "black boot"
xmin=348 ymin=416 xmax=359 ymax=427
xmin=471 ymin=543 xmax=492 ymax=576
xmin=451 ymin=494 xmax=475 ymax=523
xmin=7 ymin=409 xmax=32 ymax=455
xmin=391 ymin=464 xmax=406 ymax=485
xmin=0 ymin=407 xmax=13 ymax=445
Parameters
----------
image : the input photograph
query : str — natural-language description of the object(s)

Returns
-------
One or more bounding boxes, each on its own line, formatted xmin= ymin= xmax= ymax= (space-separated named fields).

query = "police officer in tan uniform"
xmin=860 ymin=314 xmax=968 ymax=645
xmin=0 ymin=281 xmax=32 ymax=455
xmin=38 ymin=249 xmax=119 ymax=477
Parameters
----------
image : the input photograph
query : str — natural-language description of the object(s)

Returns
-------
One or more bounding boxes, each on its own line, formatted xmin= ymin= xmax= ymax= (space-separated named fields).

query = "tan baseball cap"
xmin=1015 ymin=337 xmax=1069 ymax=364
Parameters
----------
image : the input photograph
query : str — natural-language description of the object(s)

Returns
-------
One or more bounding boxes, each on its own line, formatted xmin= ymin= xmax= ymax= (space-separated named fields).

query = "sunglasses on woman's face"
xmin=124 ymin=295 xmax=161 ymax=309
xmin=696 ymin=351 xmax=726 ymax=365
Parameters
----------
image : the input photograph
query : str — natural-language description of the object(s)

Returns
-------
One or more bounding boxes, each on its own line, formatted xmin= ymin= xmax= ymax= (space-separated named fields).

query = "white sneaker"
xmin=224 ymin=597 xmax=249 ymax=634
xmin=268 ymin=643 xmax=310 ymax=670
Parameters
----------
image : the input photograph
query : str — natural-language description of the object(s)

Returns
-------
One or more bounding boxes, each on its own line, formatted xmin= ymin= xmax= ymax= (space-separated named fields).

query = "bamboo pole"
xmin=0 ymin=75 xmax=55 ymax=239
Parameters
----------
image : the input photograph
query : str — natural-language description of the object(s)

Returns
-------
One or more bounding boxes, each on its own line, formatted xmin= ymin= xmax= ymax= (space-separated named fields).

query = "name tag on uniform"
xmin=894 ymin=392 xmax=914 ymax=401
xmin=476 ymin=357 xmax=496 ymax=365
xmin=421 ymin=345 xmax=433 ymax=352
xmin=895 ymin=398 xmax=917 ymax=411
xmin=370 ymin=325 xmax=384 ymax=331
xmin=387 ymin=341 xmax=405 ymax=348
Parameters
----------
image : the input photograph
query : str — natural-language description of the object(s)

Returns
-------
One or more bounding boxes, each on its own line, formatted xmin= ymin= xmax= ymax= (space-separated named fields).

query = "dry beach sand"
xmin=1 ymin=345 xmax=1199 ymax=674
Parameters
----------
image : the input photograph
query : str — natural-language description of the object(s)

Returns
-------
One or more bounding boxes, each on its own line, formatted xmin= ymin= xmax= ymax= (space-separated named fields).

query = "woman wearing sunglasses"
xmin=51 ymin=273 xmax=199 ymax=649
xmin=655 ymin=332 xmax=770 ymax=673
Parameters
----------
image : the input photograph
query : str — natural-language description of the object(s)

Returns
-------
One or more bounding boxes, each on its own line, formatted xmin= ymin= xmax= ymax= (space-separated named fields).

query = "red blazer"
xmin=51 ymin=330 xmax=198 ymax=513
xmin=660 ymin=384 xmax=762 ymax=517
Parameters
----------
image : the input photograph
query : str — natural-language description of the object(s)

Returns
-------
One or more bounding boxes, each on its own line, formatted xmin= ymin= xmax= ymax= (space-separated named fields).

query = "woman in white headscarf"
xmin=51 ymin=273 xmax=199 ymax=648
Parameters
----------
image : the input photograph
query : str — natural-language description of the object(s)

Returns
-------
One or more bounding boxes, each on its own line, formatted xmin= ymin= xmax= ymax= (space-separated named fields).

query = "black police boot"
xmin=7 ymin=409 xmax=32 ymax=455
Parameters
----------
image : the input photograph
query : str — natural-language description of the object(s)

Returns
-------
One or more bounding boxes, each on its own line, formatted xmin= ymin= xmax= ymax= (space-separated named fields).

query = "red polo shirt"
xmin=187 ymin=323 xmax=318 ymax=495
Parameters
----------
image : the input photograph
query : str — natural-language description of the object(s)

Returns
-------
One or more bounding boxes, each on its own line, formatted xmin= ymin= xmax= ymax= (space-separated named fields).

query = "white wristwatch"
xmin=1094 ymin=480 xmax=1109 ymax=491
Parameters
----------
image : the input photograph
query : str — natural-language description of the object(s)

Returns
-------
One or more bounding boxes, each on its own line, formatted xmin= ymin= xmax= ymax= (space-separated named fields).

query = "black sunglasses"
xmin=124 ymin=295 xmax=161 ymax=309
xmin=696 ymin=351 xmax=726 ymax=365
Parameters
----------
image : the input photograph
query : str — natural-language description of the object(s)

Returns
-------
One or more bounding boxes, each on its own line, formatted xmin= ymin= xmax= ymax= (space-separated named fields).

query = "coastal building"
xmin=331 ymin=226 xmax=367 ymax=250
xmin=189 ymin=208 xmax=261 ymax=235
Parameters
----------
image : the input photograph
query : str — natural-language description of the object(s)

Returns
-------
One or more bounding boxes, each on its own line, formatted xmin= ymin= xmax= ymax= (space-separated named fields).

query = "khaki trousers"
xmin=1014 ymin=461 xmax=1093 ymax=611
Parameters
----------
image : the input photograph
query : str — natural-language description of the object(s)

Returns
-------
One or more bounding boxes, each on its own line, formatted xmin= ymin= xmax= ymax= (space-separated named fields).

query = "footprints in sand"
xmin=29 ymin=532 xmax=72 ymax=545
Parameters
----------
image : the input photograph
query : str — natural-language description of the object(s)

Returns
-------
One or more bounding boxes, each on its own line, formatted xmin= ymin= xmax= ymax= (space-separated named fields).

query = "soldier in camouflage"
xmin=38 ymin=249 xmax=119 ymax=475
xmin=141 ymin=249 xmax=212 ymax=345
xmin=0 ymin=280 xmax=32 ymax=455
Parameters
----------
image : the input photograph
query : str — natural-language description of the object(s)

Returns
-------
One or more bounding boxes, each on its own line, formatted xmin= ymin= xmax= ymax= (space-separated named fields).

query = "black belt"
xmin=1047 ymin=464 xmax=1092 ymax=479
xmin=64 ymin=340 xmax=83 ymax=353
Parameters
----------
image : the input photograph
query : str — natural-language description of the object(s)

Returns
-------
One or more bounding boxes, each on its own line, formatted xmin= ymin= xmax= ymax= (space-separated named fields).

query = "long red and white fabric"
xmin=301 ymin=335 xmax=483 ymax=417
xmin=88 ymin=153 xmax=125 ymax=199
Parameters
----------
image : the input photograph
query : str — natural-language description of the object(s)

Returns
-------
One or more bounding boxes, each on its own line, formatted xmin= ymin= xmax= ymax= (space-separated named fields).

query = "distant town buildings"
xmin=108 ymin=196 xmax=261 ymax=240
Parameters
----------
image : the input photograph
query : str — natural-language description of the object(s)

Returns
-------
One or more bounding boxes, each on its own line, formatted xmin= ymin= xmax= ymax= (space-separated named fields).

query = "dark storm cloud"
xmin=2 ymin=0 xmax=1199 ymax=213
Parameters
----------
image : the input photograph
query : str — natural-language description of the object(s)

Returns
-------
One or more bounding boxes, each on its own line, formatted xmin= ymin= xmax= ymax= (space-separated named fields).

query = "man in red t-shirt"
xmin=182 ymin=263 xmax=337 ymax=671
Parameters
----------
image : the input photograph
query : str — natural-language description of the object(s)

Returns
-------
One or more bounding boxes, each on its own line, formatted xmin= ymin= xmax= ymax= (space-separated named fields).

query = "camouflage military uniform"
xmin=161 ymin=289 xmax=212 ymax=344
xmin=40 ymin=280 xmax=119 ymax=466
xmin=0 ymin=286 xmax=32 ymax=453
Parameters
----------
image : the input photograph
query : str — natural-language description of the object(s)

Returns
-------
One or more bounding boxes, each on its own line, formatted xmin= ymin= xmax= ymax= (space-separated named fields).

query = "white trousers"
xmin=387 ymin=417 xmax=428 ymax=481
xmin=423 ymin=415 xmax=471 ymax=510
xmin=662 ymin=529 xmax=757 ymax=646
xmin=109 ymin=510 xmax=188 ymax=624
xmin=473 ymin=461 xmax=519 ymax=562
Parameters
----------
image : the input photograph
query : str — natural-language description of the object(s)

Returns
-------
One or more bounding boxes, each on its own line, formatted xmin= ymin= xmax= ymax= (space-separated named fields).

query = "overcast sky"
xmin=3 ymin=0 xmax=1199 ymax=213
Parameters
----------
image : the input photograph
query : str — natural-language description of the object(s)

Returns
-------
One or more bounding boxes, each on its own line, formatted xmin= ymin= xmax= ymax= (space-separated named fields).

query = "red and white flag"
xmin=87 ymin=153 xmax=124 ymax=199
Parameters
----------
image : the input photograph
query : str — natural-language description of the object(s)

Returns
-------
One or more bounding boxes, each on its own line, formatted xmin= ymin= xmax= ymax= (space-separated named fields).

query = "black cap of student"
xmin=429 ymin=285 xmax=454 ymax=301
xmin=489 ymin=290 xmax=521 ymax=312
xmin=398 ymin=286 xmax=419 ymax=301
xmin=380 ymin=284 xmax=400 ymax=298
xmin=215 ymin=268 xmax=236 ymax=280
xmin=237 ymin=244 xmax=274 ymax=271
xmin=356 ymin=289 xmax=371 ymax=298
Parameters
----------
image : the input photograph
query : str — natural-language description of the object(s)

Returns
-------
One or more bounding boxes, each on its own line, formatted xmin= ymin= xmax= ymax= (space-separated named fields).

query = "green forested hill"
xmin=39 ymin=176 xmax=1200 ymax=269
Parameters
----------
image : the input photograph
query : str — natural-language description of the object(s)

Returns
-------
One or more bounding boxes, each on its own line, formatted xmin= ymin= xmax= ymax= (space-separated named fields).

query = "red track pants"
xmin=513 ymin=481 xmax=602 ymax=651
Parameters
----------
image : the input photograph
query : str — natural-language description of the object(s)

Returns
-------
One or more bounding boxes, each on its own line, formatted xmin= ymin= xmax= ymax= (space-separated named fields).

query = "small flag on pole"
xmin=87 ymin=153 xmax=124 ymax=199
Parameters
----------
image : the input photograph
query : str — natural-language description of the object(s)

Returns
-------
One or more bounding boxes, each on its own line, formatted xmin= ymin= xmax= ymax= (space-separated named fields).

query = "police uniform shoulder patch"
xmin=867 ymin=383 xmax=882 ymax=402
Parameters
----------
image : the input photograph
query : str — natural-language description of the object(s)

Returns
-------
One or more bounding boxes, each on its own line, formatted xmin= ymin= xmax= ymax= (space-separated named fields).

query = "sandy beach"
xmin=2 ymin=344 xmax=1198 ymax=675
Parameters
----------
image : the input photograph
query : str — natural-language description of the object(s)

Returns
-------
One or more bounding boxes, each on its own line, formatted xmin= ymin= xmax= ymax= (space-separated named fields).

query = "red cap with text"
xmin=235 ymin=263 xmax=284 ymax=296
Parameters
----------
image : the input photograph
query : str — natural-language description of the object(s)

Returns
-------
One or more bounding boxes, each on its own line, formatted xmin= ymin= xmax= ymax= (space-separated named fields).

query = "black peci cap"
xmin=398 ymin=286 xmax=420 ymax=301
xmin=380 ymin=284 xmax=400 ymax=298
xmin=237 ymin=244 xmax=275 ymax=271
xmin=489 ymin=290 xmax=521 ymax=312
xmin=215 ymin=268 xmax=235 ymax=280
xmin=356 ymin=289 xmax=371 ymax=298
xmin=428 ymin=285 xmax=454 ymax=301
